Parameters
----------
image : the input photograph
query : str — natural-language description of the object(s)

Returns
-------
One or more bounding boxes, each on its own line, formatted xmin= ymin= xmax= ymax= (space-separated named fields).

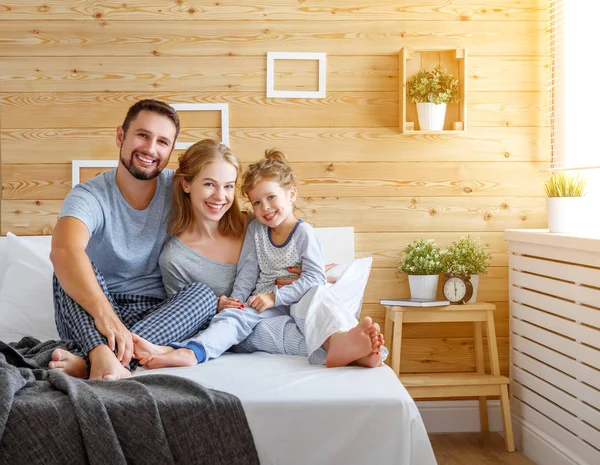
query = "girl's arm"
xmin=230 ymin=220 xmax=260 ymax=302
xmin=274 ymin=223 xmax=327 ymax=307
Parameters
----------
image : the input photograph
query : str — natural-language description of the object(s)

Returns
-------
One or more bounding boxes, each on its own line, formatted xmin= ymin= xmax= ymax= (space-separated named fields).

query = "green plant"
xmin=406 ymin=65 xmax=459 ymax=105
xmin=442 ymin=235 xmax=491 ymax=276
xmin=397 ymin=239 xmax=444 ymax=276
xmin=544 ymin=171 xmax=587 ymax=197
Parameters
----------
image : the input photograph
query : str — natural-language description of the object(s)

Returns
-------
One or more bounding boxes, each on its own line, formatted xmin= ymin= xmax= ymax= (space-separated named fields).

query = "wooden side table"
xmin=384 ymin=302 xmax=515 ymax=452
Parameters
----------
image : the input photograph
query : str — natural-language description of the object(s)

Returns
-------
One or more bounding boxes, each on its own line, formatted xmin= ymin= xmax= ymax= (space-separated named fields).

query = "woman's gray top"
xmin=158 ymin=235 xmax=237 ymax=297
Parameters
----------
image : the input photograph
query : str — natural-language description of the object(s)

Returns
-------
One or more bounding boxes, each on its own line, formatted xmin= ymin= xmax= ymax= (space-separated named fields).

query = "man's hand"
xmin=93 ymin=310 xmax=133 ymax=366
xmin=274 ymin=264 xmax=339 ymax=288
xmin=247 ymin=293 xmax=275 ymax=312
xmin=217 ymin=295 xmax=243 ymax=312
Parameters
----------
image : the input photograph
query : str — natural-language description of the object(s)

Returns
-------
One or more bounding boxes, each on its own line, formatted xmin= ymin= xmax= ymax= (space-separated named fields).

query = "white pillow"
xmin=0 ymin=232 xmax=58 ymax=340
xmin=328 ymin=257 xmax=373 ymax=318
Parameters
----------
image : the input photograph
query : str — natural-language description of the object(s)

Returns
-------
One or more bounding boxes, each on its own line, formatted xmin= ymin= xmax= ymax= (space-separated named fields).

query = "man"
xmin=49 ymin=99 xmax=217 ymax=380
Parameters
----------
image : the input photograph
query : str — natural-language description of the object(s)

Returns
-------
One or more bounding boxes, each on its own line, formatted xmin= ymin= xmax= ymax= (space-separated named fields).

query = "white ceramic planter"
xmin=408 ymin=274 xmax=439 ymax=300
xmin=416 ymin=102 xmax=447 ymax=131
xmin=547 ymin=197 xmax=585 ymax=233
xmin=467 ymin=274 xmax=479 ymax=303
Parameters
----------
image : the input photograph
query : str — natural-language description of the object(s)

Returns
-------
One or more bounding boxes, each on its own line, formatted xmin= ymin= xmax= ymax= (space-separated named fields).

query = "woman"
xmin=133 ymin=140 xmax=384 ymax=368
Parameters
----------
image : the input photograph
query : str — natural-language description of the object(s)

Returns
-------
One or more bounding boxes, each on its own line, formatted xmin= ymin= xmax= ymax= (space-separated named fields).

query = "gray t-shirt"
xmin=159 ymin=235 xmax=237 ymax=297
xmin=59 ymin=168 xmax=174 ymax=299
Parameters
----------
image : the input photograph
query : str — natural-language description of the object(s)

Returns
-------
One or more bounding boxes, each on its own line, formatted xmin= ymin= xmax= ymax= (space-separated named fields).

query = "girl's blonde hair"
xmin=170 ymin=139 xmax=245 ymax=237
xmin=241 ymin=148 xmax=296 ymax=197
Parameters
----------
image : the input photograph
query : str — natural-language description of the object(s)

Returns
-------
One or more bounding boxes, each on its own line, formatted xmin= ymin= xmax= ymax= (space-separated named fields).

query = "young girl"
xmin=134 ymin=147 xmax=384 ymax=368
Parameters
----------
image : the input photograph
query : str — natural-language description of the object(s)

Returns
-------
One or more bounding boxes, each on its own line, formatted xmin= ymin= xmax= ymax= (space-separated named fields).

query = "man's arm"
xmin=51 ymin=217 xmax=133 ymax=365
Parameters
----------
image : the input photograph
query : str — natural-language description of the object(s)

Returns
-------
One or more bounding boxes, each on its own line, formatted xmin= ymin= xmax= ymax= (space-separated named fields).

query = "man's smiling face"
xmin=117 ymin=109 xmax=177 ymax=181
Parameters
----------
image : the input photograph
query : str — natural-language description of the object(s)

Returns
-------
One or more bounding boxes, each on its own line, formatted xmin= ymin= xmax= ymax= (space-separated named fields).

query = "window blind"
xmin=549 ymin=0 xmax=600 ymax=172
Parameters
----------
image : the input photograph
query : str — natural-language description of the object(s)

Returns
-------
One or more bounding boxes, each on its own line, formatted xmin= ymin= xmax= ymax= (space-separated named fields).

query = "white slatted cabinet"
xmin=505 ymin=230 xmax=600 ymax=465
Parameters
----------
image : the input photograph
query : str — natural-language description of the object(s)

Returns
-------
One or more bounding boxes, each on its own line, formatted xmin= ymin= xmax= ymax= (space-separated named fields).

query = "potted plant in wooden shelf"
xmin=544 ymin=171 xmax=587 ymax=233
xmin=397 ymin=239 xmax=444 ymax=299
xmin=441 ymin=235 xmax=491 ymax=303
xmin=406 ymin=65 xmax=459 ymax=131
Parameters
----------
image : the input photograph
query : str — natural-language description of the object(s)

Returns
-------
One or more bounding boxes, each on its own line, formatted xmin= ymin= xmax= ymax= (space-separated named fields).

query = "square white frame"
xmin=267 ymin=52 xmax=327 ymax=98
xmin=72 ymin=160 xmax=118 ymax=187
xmin=170 ymin=103 xmax=230 ymax=150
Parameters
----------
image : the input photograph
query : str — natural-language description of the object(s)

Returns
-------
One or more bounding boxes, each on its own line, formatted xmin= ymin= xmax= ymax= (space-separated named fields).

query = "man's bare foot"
xmin=88 ymin=344 xmax=132 ymax=380
xmin=354 ymin=322 xmax=385 ymax=368
xmin=131 ymin=333 xmax=173 ymax=359
xmin=48 ymin=349 xmax=88 ymax=378
xmin=138 ymin=348 xmax=197 ymax=369
xmin=325 ymin=317 xmax=375 ymax=368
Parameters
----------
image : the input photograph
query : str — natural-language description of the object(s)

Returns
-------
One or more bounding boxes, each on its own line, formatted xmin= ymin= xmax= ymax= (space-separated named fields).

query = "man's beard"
xmin=120 ymin=149 xmax=161 ymax=181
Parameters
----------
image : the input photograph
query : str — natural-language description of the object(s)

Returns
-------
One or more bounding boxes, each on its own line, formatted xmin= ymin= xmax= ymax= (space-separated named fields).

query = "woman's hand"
xmin=247 ymin=293 xmax=275 ymax=312
xmin=274 ymin=263 xmax=339 ymax=288
xmin=217 ymin=295 xmax=244 ymax=312
xmin=93 ymin=310 xmax=133 ymax=366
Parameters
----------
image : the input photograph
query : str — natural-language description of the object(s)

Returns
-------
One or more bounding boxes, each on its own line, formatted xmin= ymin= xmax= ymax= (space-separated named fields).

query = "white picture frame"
xmin=72 ymin=160 xmax=118 ymax=187
xmin=170 ymin=103 xmax=230 ymax=150
xmin=266 ymin=52 xmax=327 ymax=98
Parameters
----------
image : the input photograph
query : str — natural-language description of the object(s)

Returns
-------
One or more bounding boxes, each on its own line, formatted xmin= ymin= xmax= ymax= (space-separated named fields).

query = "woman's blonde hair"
xmin=241 ymin=148 xmax=296 ymax=197
xmin=169 ymin=139 xmax=245 ymax=237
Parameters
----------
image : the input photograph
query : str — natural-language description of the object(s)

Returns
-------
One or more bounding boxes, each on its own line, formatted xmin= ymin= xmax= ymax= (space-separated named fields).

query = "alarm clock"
xmin=442 ymin=274 xmax=474 ymax=305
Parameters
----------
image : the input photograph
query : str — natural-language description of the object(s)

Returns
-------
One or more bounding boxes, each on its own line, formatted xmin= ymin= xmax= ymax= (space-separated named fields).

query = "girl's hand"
xmin=217 ymin=295 xmax=244 ymax=312
xmin=247 ymin=293 xmax=275 ymax=312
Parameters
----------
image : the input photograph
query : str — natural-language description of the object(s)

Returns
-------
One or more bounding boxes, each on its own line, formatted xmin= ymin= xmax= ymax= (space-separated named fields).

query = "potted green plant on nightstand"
xmin=406 ymin=65 xmax=459 ymax=131
xmin=397 ymin=239 xmax=444 ymax=299
xmin=441 ymin=235 xmax=491 ymax=303
xmin=544 ymin=171 xmax=587 ymax=233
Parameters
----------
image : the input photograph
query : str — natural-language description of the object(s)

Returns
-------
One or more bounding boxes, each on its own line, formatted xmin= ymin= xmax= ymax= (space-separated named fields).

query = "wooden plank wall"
xmin=0 ymin=0 xmax=549 ymax=377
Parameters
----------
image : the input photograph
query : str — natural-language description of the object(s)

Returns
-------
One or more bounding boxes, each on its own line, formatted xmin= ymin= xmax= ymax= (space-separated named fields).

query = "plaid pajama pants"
xmin=53 ymin=265 xmax=217 ymax=358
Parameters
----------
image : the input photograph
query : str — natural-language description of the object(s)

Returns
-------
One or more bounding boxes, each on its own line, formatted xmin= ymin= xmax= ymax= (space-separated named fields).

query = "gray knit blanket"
xmin=0 ymin=338 xmax=259 ymax=465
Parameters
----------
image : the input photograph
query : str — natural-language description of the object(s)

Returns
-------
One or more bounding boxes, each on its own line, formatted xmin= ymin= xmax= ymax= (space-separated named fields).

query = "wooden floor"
xmin=429 ymin=433 xmax=535 ymax=465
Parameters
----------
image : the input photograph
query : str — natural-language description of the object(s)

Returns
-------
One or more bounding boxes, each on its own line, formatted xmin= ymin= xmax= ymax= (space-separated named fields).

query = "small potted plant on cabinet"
xmin=397 ymin=239 xmax=444 ymax=299
xmin=544 ymin=171 xmax=587 ymax=233
xmin=406 ymin=65 xmax=459 ymax=131
xmin=441 ymin=235 xmax=491 ymax=303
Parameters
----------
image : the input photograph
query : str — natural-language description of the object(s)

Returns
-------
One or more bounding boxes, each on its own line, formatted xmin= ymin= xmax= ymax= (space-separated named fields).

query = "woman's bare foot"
xmin=138 ymin=348 xmax=197 ymax=369
xmin=48 ymin=349 xmax=88 ymax=378
xmin=131 ymin=333 xmax=173 ymax=359
xmin=325 ymin=317 xmax=376 ymax=368
xmin=88 ymin=344 xmax=132 ymax=380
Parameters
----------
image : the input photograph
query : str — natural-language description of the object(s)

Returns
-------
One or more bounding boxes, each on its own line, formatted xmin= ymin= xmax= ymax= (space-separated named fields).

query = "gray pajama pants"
xmin=53 ymin=265 xmax=218 ymax=359
xmin=171 ymin=305 xmax=290 ymax=361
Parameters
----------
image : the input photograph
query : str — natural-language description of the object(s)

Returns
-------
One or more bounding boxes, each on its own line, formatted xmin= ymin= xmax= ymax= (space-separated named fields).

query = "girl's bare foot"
xmin=138 ymin=348 xmax=197 ymax=369
xmin=88 ymin=344 xmax=132 ymax=380
xmin=325 ymin=317 xmax=375 ymax=368
xmin=131 ymin=333 xmax=173 ymax=359
xmin=355 ymin=323 xmax=384 ymax=368
xmin=48 ymin=349 xmax=88 ymax=378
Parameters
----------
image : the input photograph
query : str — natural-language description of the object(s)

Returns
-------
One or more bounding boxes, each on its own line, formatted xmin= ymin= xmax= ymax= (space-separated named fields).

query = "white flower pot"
xmin=547 ymin=197 xmax=585 ymax=233
xmin=467 ymin=274 xmax=479 ymax=303
xmin=416 ymin=102 xmax=447 ymax=131
xmin=408 ymin=275 xmax=439 ymax=300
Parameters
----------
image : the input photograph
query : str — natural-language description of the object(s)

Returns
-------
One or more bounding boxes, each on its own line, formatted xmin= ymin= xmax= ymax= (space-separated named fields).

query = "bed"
xmin=0 ymin=229 xmax=437 ymax=465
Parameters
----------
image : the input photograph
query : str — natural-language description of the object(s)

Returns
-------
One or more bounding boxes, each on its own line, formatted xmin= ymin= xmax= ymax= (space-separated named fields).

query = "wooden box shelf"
xmin=399 ymin=47 xmax=467 ymax=134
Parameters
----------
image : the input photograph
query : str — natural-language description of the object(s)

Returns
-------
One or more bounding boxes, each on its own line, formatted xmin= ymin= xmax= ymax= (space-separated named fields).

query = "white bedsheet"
xmin=1 ymin=332 xmax=436 ymax=465
xmin=135 ymin=353 xmax=437 ymax=465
